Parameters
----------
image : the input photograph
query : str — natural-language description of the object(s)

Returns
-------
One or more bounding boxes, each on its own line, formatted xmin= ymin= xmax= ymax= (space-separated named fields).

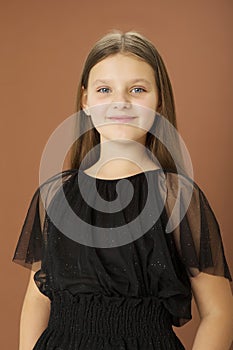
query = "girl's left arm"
xmin=191 ymin=272 xmax=233 ymax=350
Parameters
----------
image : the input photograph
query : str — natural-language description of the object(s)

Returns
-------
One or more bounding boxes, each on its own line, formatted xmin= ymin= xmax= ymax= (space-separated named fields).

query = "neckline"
xmin=79 ymin=168 xmax=164 ymax=182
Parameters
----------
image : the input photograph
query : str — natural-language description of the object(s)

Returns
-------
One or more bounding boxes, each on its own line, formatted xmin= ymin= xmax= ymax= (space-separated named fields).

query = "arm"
xmin=191 ymin=272 xmax=233 ymax=350
xmin=19 ymin=262 xmax=51 ymax=350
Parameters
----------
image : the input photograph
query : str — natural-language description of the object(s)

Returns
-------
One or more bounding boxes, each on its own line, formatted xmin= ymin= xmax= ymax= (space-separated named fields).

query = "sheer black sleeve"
xmin=12 ymin=169 xmax=78 ymax=272
xmin=164 ymin=172 xmax=232 ymax=281
xmin=12 ymin=186 xmax=46 ymax=271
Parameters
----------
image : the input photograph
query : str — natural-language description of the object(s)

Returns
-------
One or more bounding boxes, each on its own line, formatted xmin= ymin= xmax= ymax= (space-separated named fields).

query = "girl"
xmin=12 ymin=30 xmax=233 ymax=350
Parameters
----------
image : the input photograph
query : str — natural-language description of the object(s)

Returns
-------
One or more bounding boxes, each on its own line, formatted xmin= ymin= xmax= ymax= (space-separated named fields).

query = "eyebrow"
xmin=92 ymin=78 xmax=152 ymax=87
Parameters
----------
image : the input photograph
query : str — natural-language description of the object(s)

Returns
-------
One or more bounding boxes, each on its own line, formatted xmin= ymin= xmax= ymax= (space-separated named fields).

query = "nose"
xmin=111 ymin=90 xmax=131 ymax=110
xmin=112 ymin=101 xmax=131 ymax=110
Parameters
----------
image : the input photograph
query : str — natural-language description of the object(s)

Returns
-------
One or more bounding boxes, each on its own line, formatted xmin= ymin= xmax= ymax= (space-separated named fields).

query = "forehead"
xmin=88 ymin=53 xmax=155 ymax=83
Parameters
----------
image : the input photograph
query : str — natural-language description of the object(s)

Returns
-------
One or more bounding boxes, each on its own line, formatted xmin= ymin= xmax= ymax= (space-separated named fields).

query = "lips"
xmin=107 ymin=116 xmax=137 ymax=122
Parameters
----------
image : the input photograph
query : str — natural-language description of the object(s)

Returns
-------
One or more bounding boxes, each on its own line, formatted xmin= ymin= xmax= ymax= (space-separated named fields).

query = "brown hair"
xmin=69 ymin=30 xmax=186 ymax=174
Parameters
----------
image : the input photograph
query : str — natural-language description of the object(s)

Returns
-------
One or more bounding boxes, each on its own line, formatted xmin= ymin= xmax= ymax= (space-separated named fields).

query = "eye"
xmin=97 ymin=87 xmax=111 ymax=93
xmin=131 ymin=87 xmax=147 ymax=94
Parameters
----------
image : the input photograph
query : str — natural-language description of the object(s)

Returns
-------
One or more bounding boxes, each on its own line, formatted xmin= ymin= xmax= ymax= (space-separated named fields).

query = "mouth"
xmin=107 ymin=116 xmax=137 ymax=122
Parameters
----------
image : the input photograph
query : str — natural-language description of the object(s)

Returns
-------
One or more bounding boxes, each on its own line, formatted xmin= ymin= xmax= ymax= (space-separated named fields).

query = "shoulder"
xmin=161 ymin=169 xmax=202 ymax=198
xmin=162 ymin=169 xmax=222 ymax=236
xmin=39 ymin=169 xmax=78 ymax=189
xmin=162 ymin=170 xmax=217 ymax=212
xmin=160 ymin=169 xmax=214 ymax=226
xmin=38 ymin=169 xmax=79 ymax=208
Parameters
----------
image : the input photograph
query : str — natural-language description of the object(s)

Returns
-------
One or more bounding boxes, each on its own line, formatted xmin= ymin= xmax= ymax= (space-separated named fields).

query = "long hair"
xmin=69 ymin=30 xmax=187 ymax=175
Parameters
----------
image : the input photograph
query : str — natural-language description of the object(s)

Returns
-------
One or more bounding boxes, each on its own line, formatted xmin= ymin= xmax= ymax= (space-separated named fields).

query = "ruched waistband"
xmin=48 ymin=290 xmax=173 ymax=338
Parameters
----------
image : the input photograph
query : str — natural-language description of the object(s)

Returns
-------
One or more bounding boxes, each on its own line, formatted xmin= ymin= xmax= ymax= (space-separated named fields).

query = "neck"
xmin=89 ymin=137 xmax=158 ymax=178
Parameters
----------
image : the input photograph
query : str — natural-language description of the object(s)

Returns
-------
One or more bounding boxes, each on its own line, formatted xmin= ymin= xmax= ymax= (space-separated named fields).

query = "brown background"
xmin=1 ymin=0 xmax=232 ymax=349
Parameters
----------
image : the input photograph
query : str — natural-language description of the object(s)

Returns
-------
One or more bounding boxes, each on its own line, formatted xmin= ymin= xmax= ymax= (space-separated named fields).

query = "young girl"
xmin=12 ymin=31 xmax=233 ymax=350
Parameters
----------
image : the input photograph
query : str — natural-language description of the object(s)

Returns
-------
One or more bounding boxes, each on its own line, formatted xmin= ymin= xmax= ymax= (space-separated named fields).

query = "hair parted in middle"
xmin=69 ymin=29 xmax=186 ymax=175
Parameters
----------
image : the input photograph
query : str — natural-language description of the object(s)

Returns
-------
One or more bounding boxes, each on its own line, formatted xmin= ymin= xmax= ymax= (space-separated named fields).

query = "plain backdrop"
xmin=1 ymin=1 xmax=232 ymax=349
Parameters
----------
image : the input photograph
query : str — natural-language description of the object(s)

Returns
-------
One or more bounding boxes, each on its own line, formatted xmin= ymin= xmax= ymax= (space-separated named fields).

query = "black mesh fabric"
xmin=12 ymin=168 xmax=232 ymax=349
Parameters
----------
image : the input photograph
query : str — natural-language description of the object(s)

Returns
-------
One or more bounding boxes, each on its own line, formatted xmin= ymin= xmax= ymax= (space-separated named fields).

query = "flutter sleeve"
xmin=164 ymin=172 xmax=232 ymax=281
xmin=12 ymin=186 xmax=46 ymax=271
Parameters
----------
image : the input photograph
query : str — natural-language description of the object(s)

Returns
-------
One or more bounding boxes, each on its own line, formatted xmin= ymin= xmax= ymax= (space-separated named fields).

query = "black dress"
xmin=12 ymin=168 xmax=232 ymax=350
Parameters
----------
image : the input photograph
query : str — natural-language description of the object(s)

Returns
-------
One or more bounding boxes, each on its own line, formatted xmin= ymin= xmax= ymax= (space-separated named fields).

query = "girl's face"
xmin=82 ymin=53 xmax=159 ymax=145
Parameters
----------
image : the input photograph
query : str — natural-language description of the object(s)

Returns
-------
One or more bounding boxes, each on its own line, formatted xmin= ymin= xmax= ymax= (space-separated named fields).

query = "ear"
xmin=81 ymin=86 xmax=88 ymax=109
xmin=156 ymin=98 xmax=162 ymax=114
xmin=81 ymin=87 xmax=90 ymax=116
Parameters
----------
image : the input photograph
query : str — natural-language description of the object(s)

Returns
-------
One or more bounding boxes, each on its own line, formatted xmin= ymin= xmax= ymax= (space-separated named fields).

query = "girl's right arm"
xmin=19 ymin=262 xmax=51 ymax=350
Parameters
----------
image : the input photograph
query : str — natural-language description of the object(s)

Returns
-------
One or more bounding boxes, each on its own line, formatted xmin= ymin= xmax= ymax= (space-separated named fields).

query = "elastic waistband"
xmin=48 ymin=290 xmax=172 ymax=338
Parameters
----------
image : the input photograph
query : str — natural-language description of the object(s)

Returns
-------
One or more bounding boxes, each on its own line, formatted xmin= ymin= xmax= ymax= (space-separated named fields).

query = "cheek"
xmin=87 ymin=92 xmax=110 ymax=106
xmin=88 ymin=103 xmax=109 ymax=127
xmin=139 ymin=112 xmax=156 ymax=132
xmin=147 ymin=95 xmax=158 ymax=109
xmin=134 ymin=94 xmax=158 ymax=111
